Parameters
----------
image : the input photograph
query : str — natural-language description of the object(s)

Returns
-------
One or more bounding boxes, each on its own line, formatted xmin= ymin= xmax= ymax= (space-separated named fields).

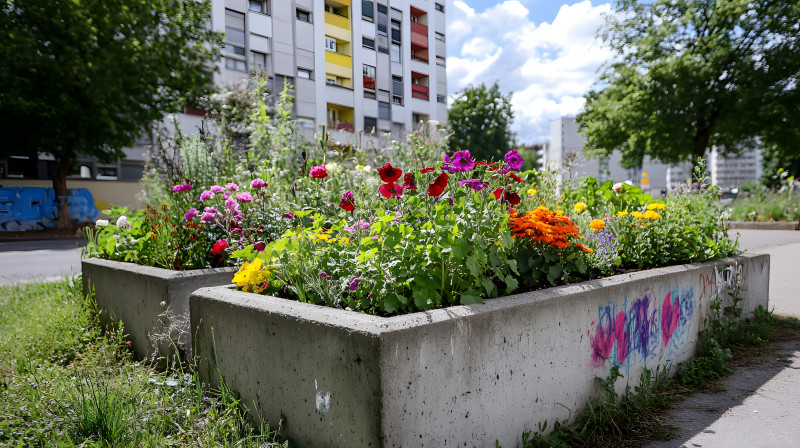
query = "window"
xmin=378 ymin=45 xmax=389 ymax=54
xmin=392 ymin=96 xmax=402 ymax=105
xmin=437 ymin=94 xmax=446 ymax=103
xmin=364 ymin=116 xmax=377 ymax=132
xmin=251 ymin=51 xmax=267 ymax=72
xmin=377 ymin=7 xmax=388 ymax=35
xmin=391 ymin=20 xmax=401 ymax=42
xmin=377 ymin=4 xmax=387 ymax=14
xmin=392 ymin=75 xmax=402 ymax=96
xmin=390 ymin=43 xmax=401 ymax=63
xmin=297 ymin=68 xmax=312 ymax=79
xmin=296 ymin=9 xmax=311 ymax=22
xmin=435 ymin=32 xmax=445 ymax=42
xmin=225 ymin=10 xmax=246 ymax=57
xmin=378 ymin=101 xmax=391 ymax=120
xmin=362 ymin=36 xmax=375 ymax=49
xmin=325 ymin=37 xmax=337 ymax=52
xmin=249 ymin=0 xmax=267 ymax=14
xmin=225 ymin=57 xmax=247 ymax=72
xmin=275 ymin=75 xmax=294 ymax=92
xmin=435 ymin=2 xmax=444 ymax=12
xmin=436 ymin=56 xmax=445 ymax=66
xmin=226 ymin=44 xmax=245 ymax=56
xmin=326 ymin=78 xmax=337 ymax=86
xmin=363 ymin=64 xmax=376 ymax=90
xmin=364 ymin=90 xmax=376 ymax=99
xmin=362 ymin=0 xmax=374 ymax=20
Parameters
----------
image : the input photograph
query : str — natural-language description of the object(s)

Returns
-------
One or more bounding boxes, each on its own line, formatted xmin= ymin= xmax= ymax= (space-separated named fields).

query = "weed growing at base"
xmin=0 ymin=278 xmax=286 ymax=447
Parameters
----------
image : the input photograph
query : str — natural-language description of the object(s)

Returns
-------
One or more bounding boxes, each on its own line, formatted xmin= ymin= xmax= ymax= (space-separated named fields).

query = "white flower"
xmin=95 ymin=219 xmax=109 ymax=227
xmin=116 ymin=215 xmax=129 ymax=228
xmin=612 ymin=182 xmax=623 ymax=192
xmin=325 ymin=162 xmax=342 ymax=176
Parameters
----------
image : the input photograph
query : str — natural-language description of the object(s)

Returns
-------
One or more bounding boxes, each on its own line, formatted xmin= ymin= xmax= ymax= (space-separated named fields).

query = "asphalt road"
xmin=0 ymin=238 xmax=85 ymax=286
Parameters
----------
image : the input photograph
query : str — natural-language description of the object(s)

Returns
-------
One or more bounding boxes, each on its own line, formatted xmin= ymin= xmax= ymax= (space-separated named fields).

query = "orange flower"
xmin=508 ymin=206 xmax=584 ymax=250
xmin=575 ymin=243 xmax=593 ymax=253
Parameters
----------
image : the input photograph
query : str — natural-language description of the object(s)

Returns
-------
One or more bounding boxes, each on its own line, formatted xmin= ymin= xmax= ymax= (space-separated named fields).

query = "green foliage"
xmin=729 ymin=187 xmax=800 ymax=222
xmin=579 ymin=0 xmax=800 ymax=168
xmin=761 ymin=146 xmax=800 ymax=189
xmin=0 ymin=279 xmax=286 ymax=447
xmin=448 ymin=82 xmax=516 ymax=161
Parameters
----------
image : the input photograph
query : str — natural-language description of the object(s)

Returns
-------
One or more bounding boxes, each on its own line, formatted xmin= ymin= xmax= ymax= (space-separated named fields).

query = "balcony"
xmin=329 ymin=120 xmax=355 ymax=132
xmin=325 ymin=51 xmax=352 ymax=69
xmin=411 ymin=84 xmax=429 ymax=100
xmin=410 ymin=22 xmax=428 ymax=49
xmin=363 ymin=76 xmax=376 ymax=90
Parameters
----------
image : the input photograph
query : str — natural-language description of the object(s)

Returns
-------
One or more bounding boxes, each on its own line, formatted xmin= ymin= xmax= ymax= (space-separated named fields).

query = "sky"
xmin=445 ymin=0 xmax=615 ymax=144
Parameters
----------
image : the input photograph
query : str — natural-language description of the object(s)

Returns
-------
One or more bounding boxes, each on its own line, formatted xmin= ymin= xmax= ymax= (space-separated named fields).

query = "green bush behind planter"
xmin=190 ymin=253 xmax=768 ymax=447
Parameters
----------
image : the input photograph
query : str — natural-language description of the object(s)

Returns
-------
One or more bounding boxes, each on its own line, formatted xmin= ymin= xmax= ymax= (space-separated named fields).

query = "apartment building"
xmin=215 ymin=0 xmax=448 ymax=139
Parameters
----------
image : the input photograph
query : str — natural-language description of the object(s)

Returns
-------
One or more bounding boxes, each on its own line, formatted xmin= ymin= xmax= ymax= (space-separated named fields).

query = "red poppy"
xmin=379 ymin=182 xmax=403 ymax=199
xmin=489 ymin=165 xmax=501 ymax=172
xmin=339 ymin=191 xmax=356 ymax=211
xmin=420 ymin=166 xmax=435 ymax=174
xmin=377 ymin=162 xmax=402 ymax=183
xmin=428 ymin=172 xmax=449 ymax=197
xmin=402 ymin=172 xmax=417 ymax=190
xmin=504 ymin=191 xmax=522 ymax=206
xmin=492 ymin=187 xmax=504 ymax=200
xmin=508 ymin=172 xmax=524 ymax=183
xmin=475 ymin=161 xmax=487 ymax=166
xmin=211 ymin=239 xmax=228 ymax=255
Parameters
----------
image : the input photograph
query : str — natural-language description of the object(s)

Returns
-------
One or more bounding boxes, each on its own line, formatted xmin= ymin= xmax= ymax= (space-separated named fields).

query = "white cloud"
xmin=446 ymin=0 xmax=614 ymax=142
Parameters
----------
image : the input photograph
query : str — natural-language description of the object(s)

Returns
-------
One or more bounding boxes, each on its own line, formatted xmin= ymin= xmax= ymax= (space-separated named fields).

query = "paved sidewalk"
xmin=0 ymin=238 xmax=84 ymax=285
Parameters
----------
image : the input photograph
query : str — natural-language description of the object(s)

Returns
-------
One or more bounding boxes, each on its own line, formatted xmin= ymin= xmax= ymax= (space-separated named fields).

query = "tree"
xmin=578 ymin=0 xmax=800 ymax=171
xmin=0 ymin=1 xmax=221 ymax=230
xmin=448 ymin=82 xmax=516 ymax=161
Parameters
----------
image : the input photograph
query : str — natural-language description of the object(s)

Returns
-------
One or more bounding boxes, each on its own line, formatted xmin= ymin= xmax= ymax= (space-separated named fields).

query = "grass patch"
xmin=519 ymin=305 xmax=800 ymax=448
xmin=0 ymin=277 xmax=286 ymax=447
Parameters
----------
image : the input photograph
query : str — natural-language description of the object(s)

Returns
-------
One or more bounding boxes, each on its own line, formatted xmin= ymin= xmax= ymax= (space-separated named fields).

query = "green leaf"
xmin=383 ymin=295 xmax=400 ymax=313
xmin=481 ymin=278 xmax=496 ymax=296
xmin=547 ymin=264 xmax=563 ymax=284
xmin=505 ymin=276 xmax=519 ymax=294
xmin=460 ymin=294 xmax=484 ymax=305
xmin=465 ymin=256 xmax=482 ymax=278
xmin=105 ymin=237 xmax=116 ymax=254
xmin=413 ymin=289 xmax=432 ymax=310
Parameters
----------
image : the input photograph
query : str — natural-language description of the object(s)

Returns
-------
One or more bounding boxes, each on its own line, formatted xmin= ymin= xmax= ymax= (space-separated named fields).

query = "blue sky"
xmin=444 ymin=0 xmax=614 ymax=143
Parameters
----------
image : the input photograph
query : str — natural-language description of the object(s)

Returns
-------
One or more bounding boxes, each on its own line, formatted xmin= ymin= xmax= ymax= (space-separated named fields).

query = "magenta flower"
xmin=172 ymin=183 xmax=192 ymax=193
xmin=458 ymin=178 xmax=488 ymax=191
xmin=254 ymin=241 xmax=265 ymax=251
xmin=349 ymin=278 xmax=361 ymax=291
xmin=200 ymin=190 xmax=213 ymax=202
xmin=201 ymin=207 xmax=219 ymax=222
xmin=449 ymin=150 xmax=475 ymax=172
xmin=309 ymin=165 xmax=328 ymax=179
xmin=226 ymin=183 xmax=239 ymax=191
xmin=236 ymin=192 xmax=254 ymax=203
xmin=504 ymin=149 xmax=524 ymax=171
xmin=250 ymin=178 xmax=268 ymax=189
xmin=184 ymin=208 xmax=199 ymax=221
xmin=210 ymin=185 xmax=225 ymax=194
xmin=283 ymin=212 xmax=296 ymax=219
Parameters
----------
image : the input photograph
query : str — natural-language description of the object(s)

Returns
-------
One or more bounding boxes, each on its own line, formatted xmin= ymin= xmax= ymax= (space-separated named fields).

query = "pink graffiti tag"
xmin=661 ymin=291 xmax=681 ymax=346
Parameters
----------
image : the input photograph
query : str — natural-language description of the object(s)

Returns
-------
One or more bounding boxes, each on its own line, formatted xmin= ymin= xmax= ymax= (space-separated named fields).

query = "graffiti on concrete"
xmin=0 ymin=187 xmax=98 ymax=231
xmin=589 ymin=284 xmax=695 ymax=370
xmin=698 ymin=262 xmax=746 ymax=304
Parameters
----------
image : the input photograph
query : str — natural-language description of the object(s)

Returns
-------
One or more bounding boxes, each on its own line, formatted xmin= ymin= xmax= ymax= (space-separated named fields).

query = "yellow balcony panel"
xmin=325 ymin=51 xmax=352 ymax=69
xmin=324 ymin=12 xmax=351 ymax=42
xmin=326 ymin=63 xmax=352 ymax=80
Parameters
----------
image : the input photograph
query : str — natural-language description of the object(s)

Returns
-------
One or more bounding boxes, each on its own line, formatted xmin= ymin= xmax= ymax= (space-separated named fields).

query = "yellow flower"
xmin=646 ymin=203 xmax=667 ymax=210
xmin=632 ymin=211 xmax=645 ymax=219
xmin=574 ymin=202 xmax=588 ymax=212
xmin=617 ymin=211 xmax=629 ymax=217
xmin=233 ymin=258 xmax=270 ymax=293
xmin=556 ymin=210 xmax=565 ymax=216
xmin=527 ymin=188 xmax=537 ymax=196
xmin=589 ymin=219 xmax=606 ymax=233
xmin=643 ymin=210 xmax=662 ymax=220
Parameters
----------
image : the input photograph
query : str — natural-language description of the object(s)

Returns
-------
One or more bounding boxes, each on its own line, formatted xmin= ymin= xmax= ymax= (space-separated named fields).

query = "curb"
xmin=729 ymin=221 xmax=799 ymax=231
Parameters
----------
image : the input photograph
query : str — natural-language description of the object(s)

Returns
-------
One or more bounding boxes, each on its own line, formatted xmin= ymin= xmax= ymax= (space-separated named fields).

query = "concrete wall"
xmin=190 ymin=253 xmax=769 ymax=447
xmin=83 ymin=258 xmax=235 ymax=361
xmin=2 ymin=179 xmax=144 ymax=211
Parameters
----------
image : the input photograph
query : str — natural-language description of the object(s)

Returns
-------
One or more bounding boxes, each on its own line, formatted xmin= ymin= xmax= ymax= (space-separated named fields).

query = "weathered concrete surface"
xmin=190 ymin=254 xmax=768 ymax=448
xmin=82 ymin=258 xmax=235 ymax=360
xmin=729 ymin=221 xmax=799 ymax=231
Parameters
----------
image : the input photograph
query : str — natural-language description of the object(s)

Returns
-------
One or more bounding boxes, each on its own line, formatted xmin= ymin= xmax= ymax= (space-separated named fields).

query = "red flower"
xmin=489 ymin=165 xmax=501 ymax=172
xmin=492 ymin=187 xmax=504 ymax=200
xmin=377 ymin=162 xmax=402 ymax=183
xmin=339 ymin=191 xmax=356 ymax=211
xmin=402 ymin=172 xmax=418 ymax=190
xmin=428 ymin=172 xmax=449 ymax=197
xmin=475 ymin=161 xmax=487 ymax=166
xmin=309 ymin=165 xmax=328 ymax=178
xmin=379 ymin=182 xmax=403 ymax=199
xmin=508 ymin=172 xmax=524 ymax=183
xmin=211 ymin=239 xmax=228 ymax=255
xmin=504 ymin=191 xmax=521 ymax=206
xmin=420 ymin=166 xmax=435 ymax=173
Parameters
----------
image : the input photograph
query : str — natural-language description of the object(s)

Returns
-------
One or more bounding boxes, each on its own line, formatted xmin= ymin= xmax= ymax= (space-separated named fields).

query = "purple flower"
xmin=226 ymin=183 xmax=239 ymax=191
xmin=201 ymin=207 xmax=219 ymax=222
xmin=349 ymin=278 xmax=361 ymax=291
xmin=172 ymin=183 xmax=192 ymax=193
xmin=449 ymin=150 xmax=475 ymax=172
xmin=250 ymin=178 xmax=268 ymax=189
xmin=184 ymin=208 xmax=199 ymax=221
xmin=504 ymin=149 xmax=524 ymax=171
xmin=283 ymin=212 xmax=296 ymax=219
xmin=200 ymin=190 xmax=213 ymax=202
xmin=458 ymin=178 xmax=488 ymax=191
xmin=236 ymin=192 xmax=254 ymax=203
xmin=210 ymin=185 xmax=225 ymax=194
xmin=222 ymin=193 xmax=230 ymax=200
xmin=254 ymin=241 xmax=265 ymax=251
xmin=29 ymin=382 xmax=37 ymax=389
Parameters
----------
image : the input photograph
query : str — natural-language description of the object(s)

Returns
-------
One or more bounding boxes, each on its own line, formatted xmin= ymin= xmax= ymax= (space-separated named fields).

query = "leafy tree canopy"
xmin=578 ymin=0 xmax=800 ymax=170
xmin=0 ymin=0 xmax=221 ymax=228
xmin=448 ymin=82 xmax=516 ymax=161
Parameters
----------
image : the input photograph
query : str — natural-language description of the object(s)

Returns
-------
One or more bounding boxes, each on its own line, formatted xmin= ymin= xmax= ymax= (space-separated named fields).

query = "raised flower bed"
xmin=190 ymin=253 xmax=768 ymax=447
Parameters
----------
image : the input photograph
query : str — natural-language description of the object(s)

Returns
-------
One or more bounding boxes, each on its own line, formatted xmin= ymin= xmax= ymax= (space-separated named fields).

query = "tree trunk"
xmin=52 ymin=156 xmax=73 ymax=232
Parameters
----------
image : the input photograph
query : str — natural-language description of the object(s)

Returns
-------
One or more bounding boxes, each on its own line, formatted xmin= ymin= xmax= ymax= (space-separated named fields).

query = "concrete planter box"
xmin=82 ymin=258 xmax=235 ymax=360
xmin=190 ymin=253 xmax=768 ymax=447
xmin=729 ymin=221 xmax=799 ymax=230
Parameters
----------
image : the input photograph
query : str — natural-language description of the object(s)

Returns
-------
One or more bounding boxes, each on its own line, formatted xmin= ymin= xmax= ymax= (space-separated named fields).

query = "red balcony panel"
xmin=363 ymin=77 xmax=376 ymax=90
xmin=410 ymin=22 xmax=428 ymax=49
xmin=411 ymin=48 xmax=428 ymax=62
xmin=334 ymin=121 xmax=355 ymax=132
xmin=411 ymin=84 xmax=429 ymax=100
